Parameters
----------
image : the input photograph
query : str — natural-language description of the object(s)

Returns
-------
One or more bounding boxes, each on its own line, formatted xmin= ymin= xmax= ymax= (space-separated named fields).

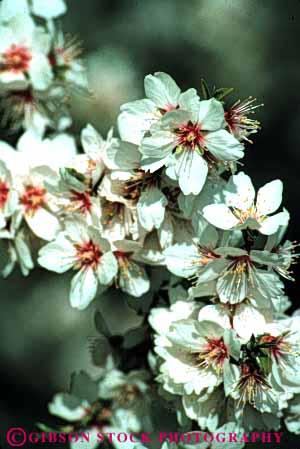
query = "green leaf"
xmin=62 ymin=167 xmax=85 ymax=183
xmin=213 ymin=87 xmax=234 ymax=101
xmin=200 ymin=78 xmax=211 ymax=100
xmin=258 ymin=354 xmax=272 ymax=376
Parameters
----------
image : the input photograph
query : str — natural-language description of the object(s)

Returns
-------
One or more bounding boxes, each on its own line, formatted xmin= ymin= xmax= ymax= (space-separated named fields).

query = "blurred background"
xmin=1 ymin=0 xmax=300 ymax=447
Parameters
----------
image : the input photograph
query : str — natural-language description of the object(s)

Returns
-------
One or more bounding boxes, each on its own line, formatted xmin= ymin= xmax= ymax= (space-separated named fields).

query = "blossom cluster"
xmin=1 ymin=3 xmax=300 ymax=449
xmin=0 ymin=0 xmax=87 ymax=135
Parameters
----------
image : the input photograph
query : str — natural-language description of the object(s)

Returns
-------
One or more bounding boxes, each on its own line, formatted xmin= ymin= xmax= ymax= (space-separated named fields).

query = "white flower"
xmin=259 ymin=317 xmax=300 ymax=393
xmin=140 ymin=97 xmax=243 ymax=195
xmin=16 ymin=166 xmax=61 ymax=241
xmin=0 ymin=87 xmax=72 ymax=136
xmin=98 ymin=368 xmax=151 ymax=432
xmin=0 ymin=14 xmax=53 ymax=90
xmin=150 ymin=299 xmax=244 ymax=428
xmin=49 ymin=29 xmax=88 ymax=92
xmin=38 ymin=220 xmax=118 ymax=309
xmin=118 ymin=71 xmax=197 ymax=145
xmin=164 ymin=228 xmax=285 ymax=306
xmin=225 ymin=97 xmax=261 ymax=143
xmin=155 ymin=318 xmax=232 ymax=396
xmin=203 ymin=172 xmax=289 ymax=235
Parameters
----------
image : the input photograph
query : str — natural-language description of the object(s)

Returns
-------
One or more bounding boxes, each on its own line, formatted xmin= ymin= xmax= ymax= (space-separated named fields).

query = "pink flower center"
xmin=259 ymin=334 xmax=291 ymax=363
xmin=70 ymin=190 xmax=92 ymax=214
xmin=75 ymin=240 xmax=102 ymax=270
xmin=196 ymin=337 xmax=228 ymax=370
xmin=0 ymin=181 xmax=9 ymax=208
xmin=176 ymin=122 xmax=204 ymax=150
xmin=20 ymin=185 xmax=47 ymax=214
xmin=3 ymin=45 xmax=32 ymax=73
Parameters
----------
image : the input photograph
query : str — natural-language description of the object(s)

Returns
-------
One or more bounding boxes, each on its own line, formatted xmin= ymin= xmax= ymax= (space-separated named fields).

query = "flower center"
xmin=75 ymin=240 xmax=102 ymax=270
xmin=227 ymin=255 xmax=252 ymax=274
xmin=0 ymin=181 xmax=9 ymax=209
xmin=225 ymin=97 xmax=261 ymax=142
xmin=237 ymin=362 xmax=271 ymax=406
xmin=176 ymin=122 xmax=204 ymax=150
xmin=259 ymin=333 xmax=291 ymax=363
xmin=20 ymin=185 xmax=47 ymax=214
xmin=117 ymin=384 xmax=142 ymax=407
xmin=197 ymin=246 xmax=221 ymax=266
xmin=196 ymin=337 xmax=228 ymax=370
xmin=102 ymin=200 xmax=124 ymax=226
xmin=70 ymin=190 xmax=92 ymax=214
xmin=3 ymin=45 xmax=32 ymax=73
xmin=231 ymin=205 xmax=257 ymax=224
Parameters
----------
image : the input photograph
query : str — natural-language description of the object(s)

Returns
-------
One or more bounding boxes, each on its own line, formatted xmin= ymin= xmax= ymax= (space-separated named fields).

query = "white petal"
xmin=97 ymin=252 xmax=118 ymax=285
xmin=197 ymin=98 xmax=225 ymax=130
xmin=164 ymin=243 xmax=200 ymax=278
xmin=224 ymin=172 xmax=255 ymax=211
xmin=140 ymin=131 xmax=175 ymax=159
xmin=26 ymin=208 xmax=60 ymax=241
xmin=233 ymin=303 xmax=266 ymax=340
xmin=31 ymin=0 xmax=67 ymax=18
xmin=38 ymin=234 xmax=76 ymax=273
xmin=167 ymin=150 xmax=208 ymax=195
xmin=158 ymin=212 xmax=174 ymax=249
xmin=137 ymin=186 xmax=167 ymax=231
xmin=0 ymin=0 xmax=29 ymax=21
xmin=256 ymin=179 xmax=283 ymax=216
xmin=203 ymin=204 xmax=239 ymax=230
xmin=29 ymin=54 xmax=53 ymax=90
xmin=118 ymin=260 xmax=150 ymax=297
xmin=259 ymin=211 xmax=289 ymax=235
xmin=205 ymin=129 xmax=244 ymax=161
xmin=178 ymin=88 xmax=200 ymax=112
xmin=70 ymin=268 xmax=98 ymax=310
xmin=48 ymin=394 xmax=89 ymax=422
xmin=144 ymin=72 xmax=181 ymax=109
xmin=118 ymin=99 xmax=156 ymax=145
xmin=198 ymin=304 xmax=231 ymax=329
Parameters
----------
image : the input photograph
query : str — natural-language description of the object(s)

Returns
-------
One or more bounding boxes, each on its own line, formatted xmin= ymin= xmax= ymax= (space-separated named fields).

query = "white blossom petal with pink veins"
xmin=203 ymin=172 xmax=289 ymax=235
xmin=38 ymin=220 xmax=118 ymax=309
